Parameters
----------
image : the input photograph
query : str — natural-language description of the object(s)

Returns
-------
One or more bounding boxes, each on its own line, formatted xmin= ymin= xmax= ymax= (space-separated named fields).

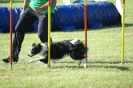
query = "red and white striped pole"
xmin=84 ymin=0 xmax=88 ymax=62
xmin=10 ymin=1 xmax=13 ymax=69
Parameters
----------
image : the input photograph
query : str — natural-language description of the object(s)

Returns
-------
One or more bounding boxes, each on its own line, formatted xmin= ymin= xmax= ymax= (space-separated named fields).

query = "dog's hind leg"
xmin=78 ymin=58 xmax=87 ymax=68
xmin=78 ymin=60 xmax=82 ymax=67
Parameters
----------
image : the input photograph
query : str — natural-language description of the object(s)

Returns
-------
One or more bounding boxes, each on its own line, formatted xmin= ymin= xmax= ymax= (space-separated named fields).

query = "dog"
xmin=28 ymin=38 xmax=88 ymax=68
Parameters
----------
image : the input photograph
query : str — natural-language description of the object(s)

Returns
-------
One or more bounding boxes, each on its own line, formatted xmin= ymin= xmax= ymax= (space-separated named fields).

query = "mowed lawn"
xmin=0 ymin=0 xmax=133 ymax=88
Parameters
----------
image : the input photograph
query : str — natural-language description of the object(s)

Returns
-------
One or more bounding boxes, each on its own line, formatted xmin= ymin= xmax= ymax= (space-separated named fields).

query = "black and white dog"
xmin=28 ymin=38 xmax=88 ymax=68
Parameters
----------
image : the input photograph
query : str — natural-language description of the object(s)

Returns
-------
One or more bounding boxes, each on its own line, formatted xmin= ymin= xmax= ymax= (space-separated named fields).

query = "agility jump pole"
xmin=10 ymin=1 xmax=13 ymax=69
xmin=48 ymin=0 xmax=51 ymax=67
xmin=121 ymin=0 xmax=125 ymax=65
xmin=84 ymin=0 xmax=88 ymax=61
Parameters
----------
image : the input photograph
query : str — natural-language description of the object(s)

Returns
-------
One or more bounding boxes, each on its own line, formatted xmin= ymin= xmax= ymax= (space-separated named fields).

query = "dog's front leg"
xmin=40 ymin=55 xmax=52 ymax=67
xmin=29 ymin=57 xmax=43 ymax=63
xmin=39 ymin=55 xmax=48 ymax=64
xmin=29 ymin=55 xmax=47 ymax=63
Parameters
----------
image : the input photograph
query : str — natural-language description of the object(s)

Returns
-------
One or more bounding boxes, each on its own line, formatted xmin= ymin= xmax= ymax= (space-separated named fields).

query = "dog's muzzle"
xmin=28 ymin=52 xmax=34 ymax=57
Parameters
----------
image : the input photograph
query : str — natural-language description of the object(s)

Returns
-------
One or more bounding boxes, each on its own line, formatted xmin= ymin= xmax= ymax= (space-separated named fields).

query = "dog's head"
xmin=28 ymin=43 xmax=47 ymax=57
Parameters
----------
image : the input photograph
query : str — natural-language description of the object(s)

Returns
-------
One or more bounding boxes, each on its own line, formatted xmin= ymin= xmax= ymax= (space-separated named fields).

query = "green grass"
xmin=0 ymin=0 xmax=133 ymax=88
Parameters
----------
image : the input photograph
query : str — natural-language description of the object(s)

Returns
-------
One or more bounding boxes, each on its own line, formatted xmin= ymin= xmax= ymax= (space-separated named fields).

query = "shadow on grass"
xmin=50 ymin=61 xmax=86 ymax=69
xmin=125 ymin=23 xmax=133 ymax=27
xmin=88 ymin=60 xmax=132 ymax=71
xmin=51 ymin=61 xmax=130 ymax=71
xmin=89 ymin=60 xmax=133 ymax=64
xmin=51 ymin=64 xmax=129 ymax=71
xmin=51 ymin=65 xmax=82 ymax=69
xmin=89 ymin=64 xmax=129 ymax=71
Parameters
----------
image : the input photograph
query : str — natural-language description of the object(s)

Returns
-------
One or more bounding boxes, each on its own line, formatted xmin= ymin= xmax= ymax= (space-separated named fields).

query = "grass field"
xmin=0 ymin=0 xmax=133 ymax=88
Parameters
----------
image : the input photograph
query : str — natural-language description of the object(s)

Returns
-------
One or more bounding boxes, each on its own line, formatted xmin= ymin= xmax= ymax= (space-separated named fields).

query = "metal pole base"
xmin=10 ymin=65 xmax=12 ymax=69
xmin=121 ymin=60 xmax=124 ymax=65
xmin=47 ymin=63 xmax=50 ymax=68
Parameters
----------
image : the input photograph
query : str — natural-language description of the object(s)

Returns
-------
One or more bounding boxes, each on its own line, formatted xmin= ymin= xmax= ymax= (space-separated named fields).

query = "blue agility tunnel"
xmin=0 ymin=1 xmax=121 ymax=33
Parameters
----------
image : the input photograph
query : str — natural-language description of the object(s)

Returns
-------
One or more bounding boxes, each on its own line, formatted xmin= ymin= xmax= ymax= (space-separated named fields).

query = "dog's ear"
xmin=36 ymin=43 xmax=42 ymax=49
xmin=37 ymin=43 xmax=41 ymax=47
xmin=32 ymin=43 xmax=36 ymax=46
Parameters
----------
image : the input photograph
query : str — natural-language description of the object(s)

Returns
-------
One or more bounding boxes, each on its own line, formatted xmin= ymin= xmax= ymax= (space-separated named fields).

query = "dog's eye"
xmin=32 ymin=50 xmax=34 ymax=52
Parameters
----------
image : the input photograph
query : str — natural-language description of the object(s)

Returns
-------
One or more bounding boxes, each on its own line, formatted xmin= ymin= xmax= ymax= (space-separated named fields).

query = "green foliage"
xmin=0 ymin=0 xmax=133 ymax=88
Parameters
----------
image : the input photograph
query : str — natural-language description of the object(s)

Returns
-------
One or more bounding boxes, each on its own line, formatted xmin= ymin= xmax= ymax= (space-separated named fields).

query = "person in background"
xmin=2 ymin=0 xmax=57 ymax=63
